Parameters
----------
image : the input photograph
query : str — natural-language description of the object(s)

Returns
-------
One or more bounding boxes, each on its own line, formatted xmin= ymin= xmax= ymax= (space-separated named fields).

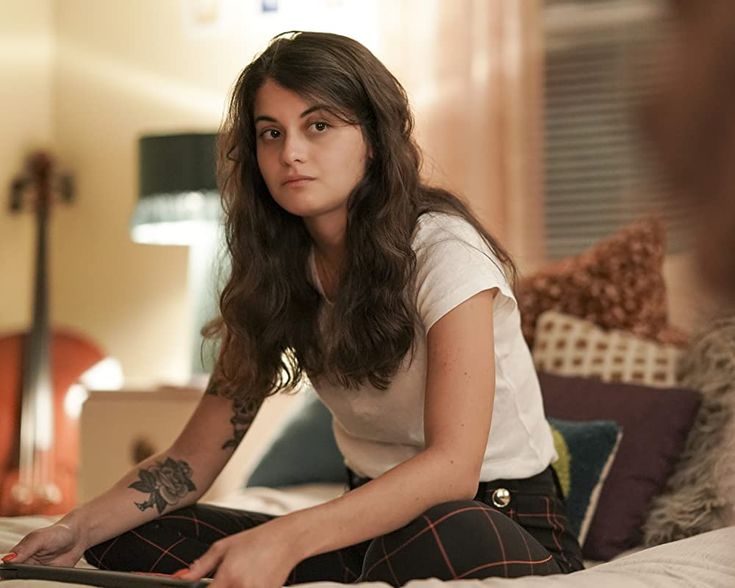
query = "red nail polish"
xmin=172 ymin=569 xmax=189 ymax=578
xmin=2 ymin=553 xmax=17 ymax=563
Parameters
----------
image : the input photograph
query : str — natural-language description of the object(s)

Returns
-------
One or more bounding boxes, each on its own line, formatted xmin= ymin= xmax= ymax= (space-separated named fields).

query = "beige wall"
xmin=0 ymin=1 xmax=382 ymax=385
xmin=2 ymin=0 xmax=704 ymax=508
xmin=0 ymin=0 xmax=55 ymax=332
xmin=383 ymin=0 xmax=546 ymax=269
xmin=1 ymin=0 xmax=696 ymax=389
xmin=48 ymin=0 xmax=398 ymax=386
xmin=49 ymin=0 xmax=240 ymax=386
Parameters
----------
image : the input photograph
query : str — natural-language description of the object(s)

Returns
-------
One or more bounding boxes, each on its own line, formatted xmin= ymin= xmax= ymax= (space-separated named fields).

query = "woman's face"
xmin=253 ymin=79 xmax=368 ymax=225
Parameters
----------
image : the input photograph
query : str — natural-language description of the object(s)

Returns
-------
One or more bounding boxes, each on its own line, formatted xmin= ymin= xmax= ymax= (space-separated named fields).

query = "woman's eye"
xmin=312 ymin=121 xmax=329 ymax=132
xmin=260 ymin=129 xmax=281 ymax=140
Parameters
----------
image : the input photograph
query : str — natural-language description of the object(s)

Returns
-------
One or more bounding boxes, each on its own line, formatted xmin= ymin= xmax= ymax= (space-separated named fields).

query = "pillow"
xmin=643 ymin=315 xmax=735 ymax=545
xmin=246 ymin=388 xmax=348 ymax=487
xmin=517 ymin=218 xmax=685 ymax=348
xmin=548 ymin=418 xmax=622 ymax=546
xmin=533 ymin=311 xmax=683 ymax=387
xmin=539 ymin=371 xmax=701 ymax=561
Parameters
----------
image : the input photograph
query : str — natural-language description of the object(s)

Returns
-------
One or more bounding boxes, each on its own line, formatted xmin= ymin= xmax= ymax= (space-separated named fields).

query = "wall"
xmin=0 ymin=0 xmax=55 ymax=332
xmin=49 ymin=0 xmax=241 ymax=386
xmin=1 ymin=0 xmax=545 ymax=386
xmin=1 ymin=0 xmax=398 ymax=386
xmin=382 ymin=0 xmax=547 ymax=269
xmin=52 ymin=0 xmax=410 ymax=386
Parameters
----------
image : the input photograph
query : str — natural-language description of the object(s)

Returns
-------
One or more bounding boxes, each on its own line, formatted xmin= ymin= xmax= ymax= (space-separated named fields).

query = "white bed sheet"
xmin=1 ymin=484 xmax=733 ymax=588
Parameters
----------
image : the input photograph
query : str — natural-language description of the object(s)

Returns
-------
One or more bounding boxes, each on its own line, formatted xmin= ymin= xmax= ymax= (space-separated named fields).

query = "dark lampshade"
xmin=130 ymin=132 xmax=221 ymax=245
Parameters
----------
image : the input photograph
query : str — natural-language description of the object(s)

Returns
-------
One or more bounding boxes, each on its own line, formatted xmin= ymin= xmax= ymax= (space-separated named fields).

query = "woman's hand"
xmin=176 ymin=519 xmax=303 ymax=588
xmin=7 ymin=520 xmax=88 ymax=567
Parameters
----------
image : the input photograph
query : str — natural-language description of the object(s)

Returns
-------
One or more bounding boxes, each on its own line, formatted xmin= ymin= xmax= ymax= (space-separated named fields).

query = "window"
xmin=543 ymin=0 xmax=687 ymax=259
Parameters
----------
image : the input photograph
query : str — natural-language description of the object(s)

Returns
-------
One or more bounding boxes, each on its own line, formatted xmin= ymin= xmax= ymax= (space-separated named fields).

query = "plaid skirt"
xmin=347 ymin=465 xmax=584 ymax=578
xmin=86 ymin=466 xmax=584 ymax=586
xmin=475 ymin=466 xmax=585 ymax=573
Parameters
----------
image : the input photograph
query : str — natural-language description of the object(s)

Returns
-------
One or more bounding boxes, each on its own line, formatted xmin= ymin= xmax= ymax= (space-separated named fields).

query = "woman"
xmin=6 ymin=32 xmax=583 ymax=587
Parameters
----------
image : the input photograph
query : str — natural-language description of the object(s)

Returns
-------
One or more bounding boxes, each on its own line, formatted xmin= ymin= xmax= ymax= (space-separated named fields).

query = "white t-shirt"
xmin=308 ymin=212 xmax=556 ymax=481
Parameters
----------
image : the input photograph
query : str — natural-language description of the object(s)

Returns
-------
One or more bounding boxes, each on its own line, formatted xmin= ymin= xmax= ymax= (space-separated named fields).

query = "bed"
xmin=1 ymin=483 xmax=734 ymax=588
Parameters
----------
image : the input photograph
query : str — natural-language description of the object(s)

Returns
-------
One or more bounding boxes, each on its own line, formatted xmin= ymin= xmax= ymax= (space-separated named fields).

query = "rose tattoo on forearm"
xmin=128 ymin=457 xmax=196 ymax=513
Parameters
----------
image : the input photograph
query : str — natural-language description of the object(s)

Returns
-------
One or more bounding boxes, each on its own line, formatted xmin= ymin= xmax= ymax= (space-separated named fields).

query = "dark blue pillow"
xmin=246 ymin=389 xmax=348 ymax=487
xmin=548 ymin=417 xmax=622 ymax=544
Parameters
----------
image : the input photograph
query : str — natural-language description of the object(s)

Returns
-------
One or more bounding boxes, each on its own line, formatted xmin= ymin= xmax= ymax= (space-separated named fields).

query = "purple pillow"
xmin=539 ymin=372 xmax=701 ymax=561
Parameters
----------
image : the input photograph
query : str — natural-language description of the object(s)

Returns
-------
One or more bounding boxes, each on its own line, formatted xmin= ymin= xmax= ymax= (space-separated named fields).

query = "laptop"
xmin=0 ymin=562 xmax=210 ymax=587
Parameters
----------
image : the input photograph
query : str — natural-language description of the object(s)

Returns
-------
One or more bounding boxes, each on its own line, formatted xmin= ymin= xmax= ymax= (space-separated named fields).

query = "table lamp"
xmin=130 ymin=132 xmax=222 ymax=378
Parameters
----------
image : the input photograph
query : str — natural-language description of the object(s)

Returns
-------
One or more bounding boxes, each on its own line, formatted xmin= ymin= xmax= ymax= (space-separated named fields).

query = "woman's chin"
xmin=280 ymin=205 xmax=321 ymax=219
xmin=275 ymin=200 xmax=347 ymax=223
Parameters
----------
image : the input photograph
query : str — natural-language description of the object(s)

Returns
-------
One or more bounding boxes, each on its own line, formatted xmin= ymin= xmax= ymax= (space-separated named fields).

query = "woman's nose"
xmin=281 ymin=133 xmax=306 ymax=165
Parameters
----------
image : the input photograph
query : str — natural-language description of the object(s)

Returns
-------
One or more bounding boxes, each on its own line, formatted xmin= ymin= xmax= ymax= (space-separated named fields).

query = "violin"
xmin=0 ymin=151 xmax=107 ymax=515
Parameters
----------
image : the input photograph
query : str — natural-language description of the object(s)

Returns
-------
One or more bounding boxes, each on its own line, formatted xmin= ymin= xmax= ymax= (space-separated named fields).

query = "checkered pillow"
xmin=532 ymin=311 xmax=682 ymax=387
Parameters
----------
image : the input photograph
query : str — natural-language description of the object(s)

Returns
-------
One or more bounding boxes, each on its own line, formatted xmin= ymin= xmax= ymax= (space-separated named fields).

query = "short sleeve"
xmin=414 ymin=213 xmax=516 ymax=332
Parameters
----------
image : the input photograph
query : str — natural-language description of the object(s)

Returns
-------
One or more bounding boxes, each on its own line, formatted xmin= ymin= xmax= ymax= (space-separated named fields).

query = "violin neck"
xmin=24 ymin=198 xmax=51 ymax=393
xmin=18 ymin=156 xmax=55 ymax=486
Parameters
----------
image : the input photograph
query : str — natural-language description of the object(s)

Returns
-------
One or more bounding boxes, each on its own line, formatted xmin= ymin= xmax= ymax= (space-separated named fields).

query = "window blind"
xmin=543 ymin=0 xmax=688 ymax=260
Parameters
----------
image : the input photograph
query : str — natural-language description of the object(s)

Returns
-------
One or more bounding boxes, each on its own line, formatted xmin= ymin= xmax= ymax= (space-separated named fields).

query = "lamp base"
xmin=186 ymin=222 xmax=224 ymax=378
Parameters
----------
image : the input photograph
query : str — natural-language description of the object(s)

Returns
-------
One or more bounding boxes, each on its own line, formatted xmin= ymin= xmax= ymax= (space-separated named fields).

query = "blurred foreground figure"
xmin=646 ymin=0 xmax=735 ymax=298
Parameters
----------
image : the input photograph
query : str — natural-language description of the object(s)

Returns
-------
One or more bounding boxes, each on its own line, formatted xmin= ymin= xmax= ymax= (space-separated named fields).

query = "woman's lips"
xmin=283 ymin=176 xmax=315 ymax=187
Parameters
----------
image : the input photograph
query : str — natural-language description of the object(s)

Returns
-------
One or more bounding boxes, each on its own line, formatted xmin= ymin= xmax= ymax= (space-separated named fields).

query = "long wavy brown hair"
xmin=205 ymin=31 xmax=516 ymax=403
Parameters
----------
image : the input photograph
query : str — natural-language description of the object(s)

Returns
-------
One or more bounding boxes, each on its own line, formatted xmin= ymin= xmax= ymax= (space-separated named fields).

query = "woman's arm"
xmin=10 ymin=386 xmax=262 ymax=565
xmin=184 ymin=289 xmax=497 ymax=582
xmin=71 ymin=389 xmax=256 ymax=546
xmin=286 ymin=288 xmax=497 ymax=555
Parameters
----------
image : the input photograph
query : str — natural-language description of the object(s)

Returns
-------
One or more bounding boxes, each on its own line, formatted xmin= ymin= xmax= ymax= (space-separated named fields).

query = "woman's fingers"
xmin=177 ymin=542 xmax=226 ymax=580
xmin=6 ymin=524 xmax=79 ymax=566
xmin=7 ymin=533 xmax=43 ymax=564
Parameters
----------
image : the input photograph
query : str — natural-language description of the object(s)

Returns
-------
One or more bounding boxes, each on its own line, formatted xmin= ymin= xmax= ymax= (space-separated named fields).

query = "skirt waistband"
xmin=348 ymin=465 xmax=563 ymax=498
xmin=477 ymin=466 xmax=561 ymax=496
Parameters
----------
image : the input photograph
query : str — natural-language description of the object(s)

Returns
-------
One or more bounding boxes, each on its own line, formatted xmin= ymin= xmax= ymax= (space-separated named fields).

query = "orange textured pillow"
xmin=517 ymin=219 xmax=676 ymax=347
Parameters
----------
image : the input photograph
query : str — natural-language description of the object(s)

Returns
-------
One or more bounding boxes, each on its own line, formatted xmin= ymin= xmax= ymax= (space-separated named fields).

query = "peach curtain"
xmin=380 ymin=0 xmax=546 ymax=271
